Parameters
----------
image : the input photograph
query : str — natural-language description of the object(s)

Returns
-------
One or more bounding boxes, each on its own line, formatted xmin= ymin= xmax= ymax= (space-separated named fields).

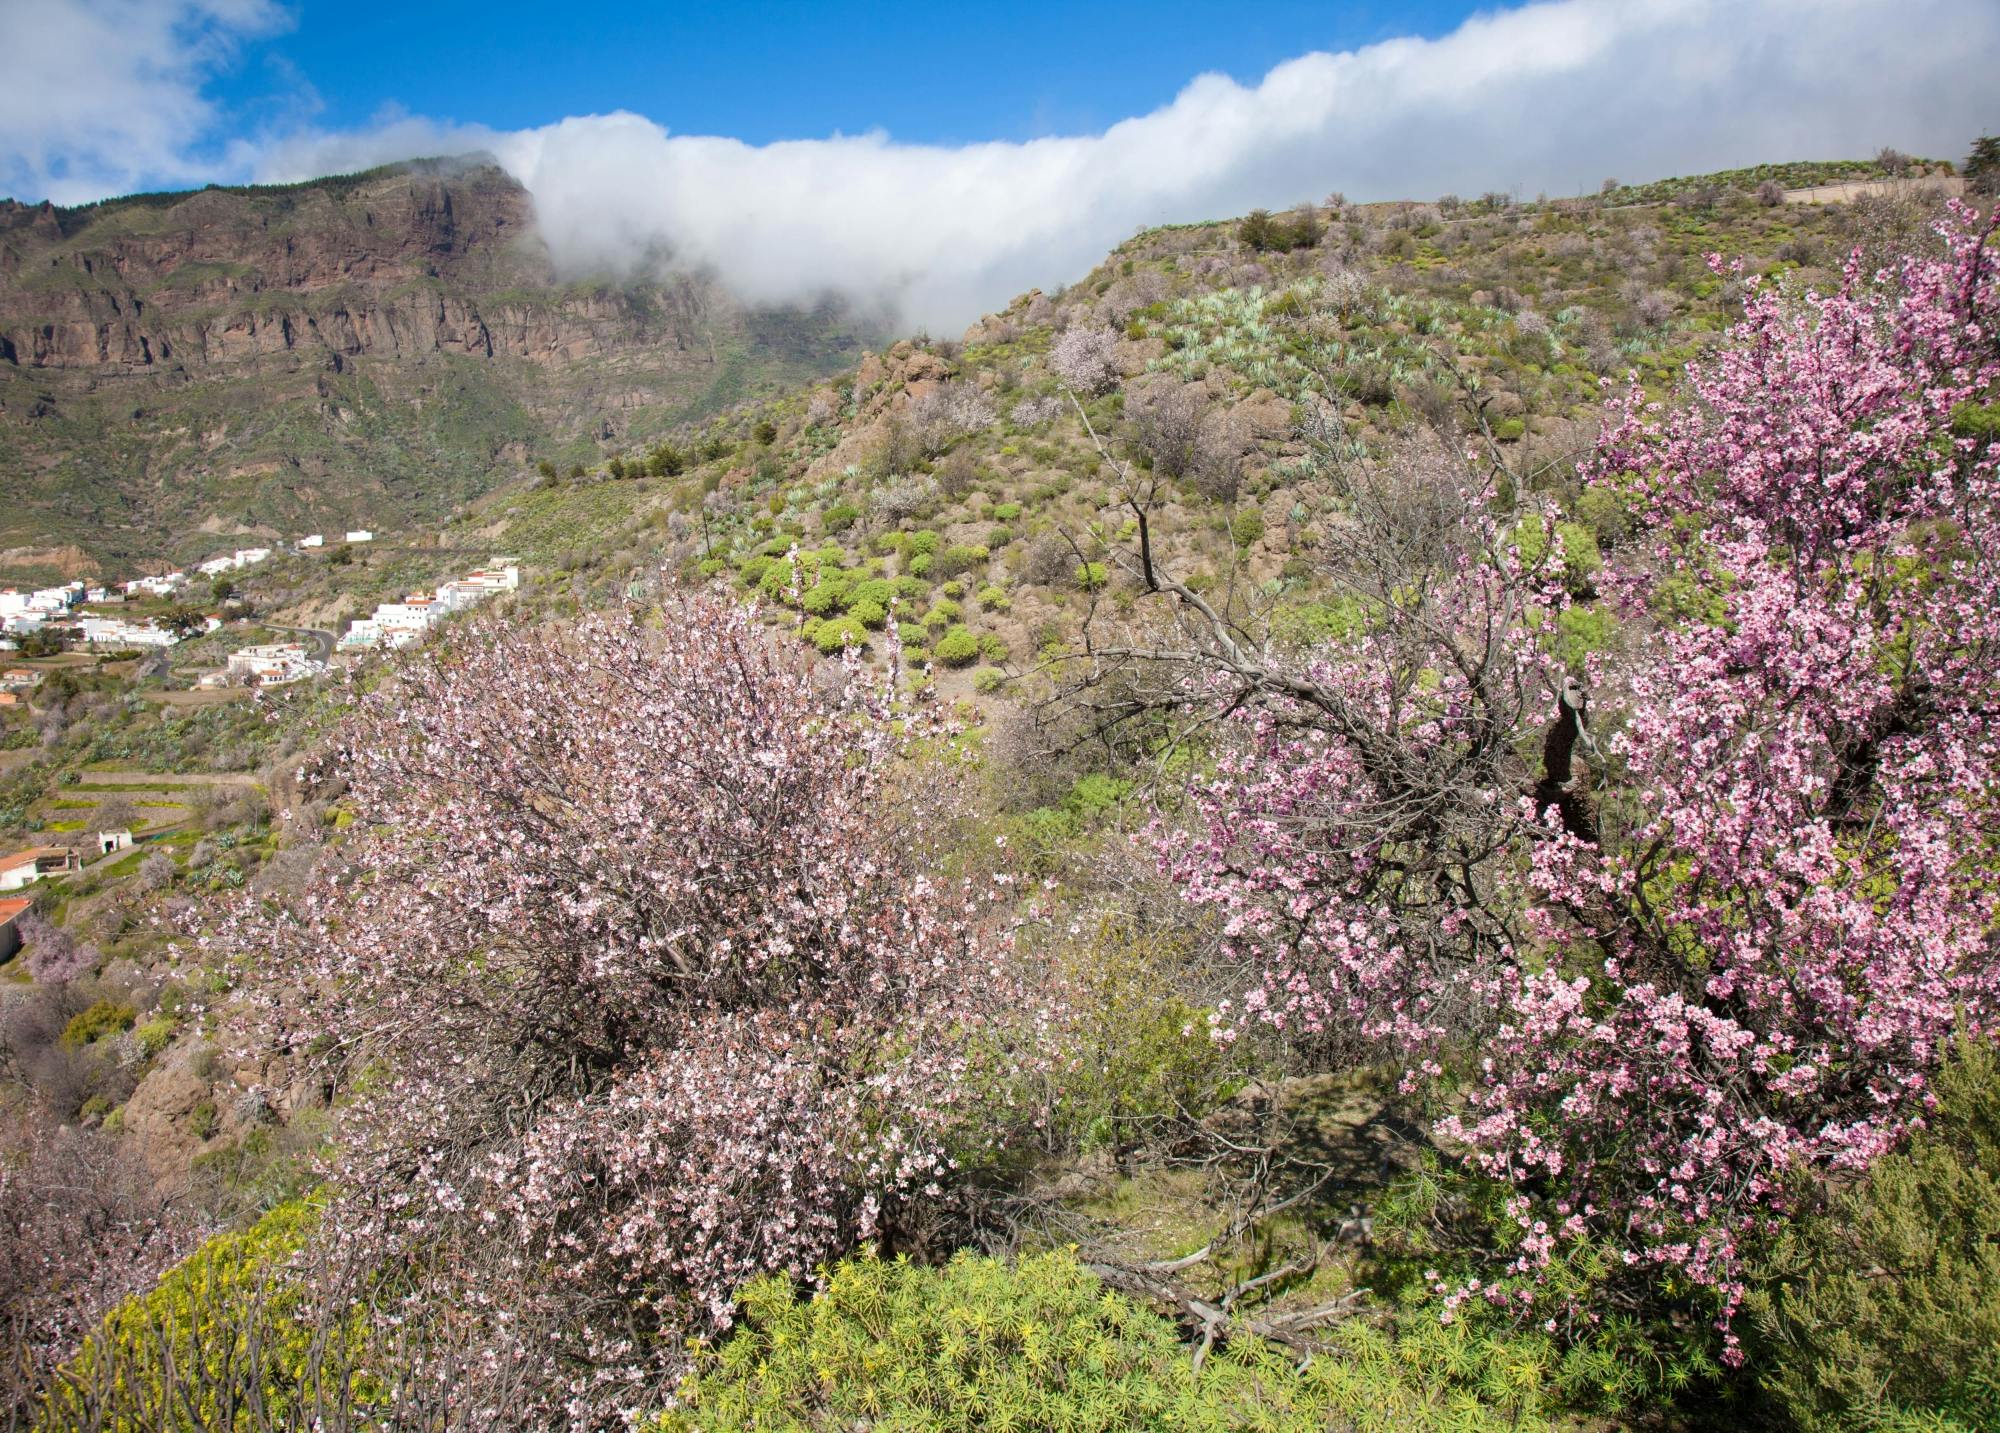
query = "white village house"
xmin=223 ymin=641 xmax=318 ymax=685
xmin=339 ymin=564 xmax=519 ymax=651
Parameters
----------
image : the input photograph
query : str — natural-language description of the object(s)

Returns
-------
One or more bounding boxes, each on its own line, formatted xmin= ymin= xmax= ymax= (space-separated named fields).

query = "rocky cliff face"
xmin=0 ymin=160 xmax=877 ymax=576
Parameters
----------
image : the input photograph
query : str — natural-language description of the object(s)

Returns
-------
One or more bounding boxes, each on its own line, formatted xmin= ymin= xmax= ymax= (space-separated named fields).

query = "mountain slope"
xmin=0 ymin=159 xmax=881 ymax=579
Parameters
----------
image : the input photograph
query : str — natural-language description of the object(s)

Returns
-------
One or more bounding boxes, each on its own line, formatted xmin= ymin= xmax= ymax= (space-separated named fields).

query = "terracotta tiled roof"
xmin=0 ymin=847 xmax=75 ymax=869
xmin=0 ymin=896 xmax=30 ymax=926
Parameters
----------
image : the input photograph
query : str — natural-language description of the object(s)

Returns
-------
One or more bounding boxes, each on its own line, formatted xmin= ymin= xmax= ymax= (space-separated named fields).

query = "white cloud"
xmin=0 ymin=0 xmax=287 ymax=205
xmin=10 ymin=0 xmax=1997 ymax=329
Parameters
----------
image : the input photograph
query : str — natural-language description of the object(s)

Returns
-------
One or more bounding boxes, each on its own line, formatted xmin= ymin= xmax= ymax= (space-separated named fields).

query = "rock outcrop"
xmin=0 ymin=159 xmax=878 ymax=575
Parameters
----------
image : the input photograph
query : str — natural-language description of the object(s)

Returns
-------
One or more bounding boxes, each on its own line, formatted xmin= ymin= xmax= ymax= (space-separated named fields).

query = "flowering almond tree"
xmin=219 ymin=592 xmax=1040 ymax=1415
xmin=1152 ymin=204 xmax=2000 ymax=1352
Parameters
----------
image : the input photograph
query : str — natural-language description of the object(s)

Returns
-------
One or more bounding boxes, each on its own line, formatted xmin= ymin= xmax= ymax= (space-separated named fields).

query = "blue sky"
xmin=213 ymin=2 xmax=1474 ymax=150
xmin=5 ymin=0 xmax=1996 ymax=327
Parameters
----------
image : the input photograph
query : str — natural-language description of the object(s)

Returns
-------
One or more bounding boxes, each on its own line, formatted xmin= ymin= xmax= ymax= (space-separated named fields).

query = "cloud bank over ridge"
xmin=12 ymin=0 xmax=2000 ymax=330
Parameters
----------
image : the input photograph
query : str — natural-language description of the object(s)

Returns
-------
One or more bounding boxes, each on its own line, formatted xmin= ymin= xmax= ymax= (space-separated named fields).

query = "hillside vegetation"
xmin=3 ymin=156 xmax=1998 ymax=1432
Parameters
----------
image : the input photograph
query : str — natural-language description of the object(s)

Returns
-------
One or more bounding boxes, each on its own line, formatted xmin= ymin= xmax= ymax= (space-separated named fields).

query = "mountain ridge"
xmin=0 ymin=158 xmax=880 ymax=579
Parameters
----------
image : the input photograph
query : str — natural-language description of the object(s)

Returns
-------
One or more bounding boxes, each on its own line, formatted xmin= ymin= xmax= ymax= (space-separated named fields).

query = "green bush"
xmin=908 ymin=553 xmax=934 ymax=578
xmin=1075 ymin=561 xmax=1109 ymax=591
xmin=1230 ymin=509 xmax=1266 ymax=549
xmin=660 ymin=1249 xmax=1558 ymax=1432
xmin=1949 ymin=401 xmax=2000 ymax=444
xmin=987 ymin=525 xmax=1015 ymax=548
xmin=909 ymin=529 xmax=940 ymax=556
xmin=189 ymin=1100 xmax=221 ymax=1140
xmin=923 ymin=600 xmax=963 ymax=628
xmin=933 ymin=625 xmax=981 ymax=667
xmin=812 ymin=616 xmax=869 ymax=655
xmin=1744 ymin=1035 xmax=2000 ymax=1433
xmin=1494 ymin=417 xmax=1527 ymax=442
xmin=822 ymin=503 xmax=860 ymax=533
xmin=799 ymin=580 xmax=848 ymax=617
xmin=60 ymin=1000 xmax=136 ymax=1049
xmin=993 ymin=501 xmax=1022 ymax=520
xmin=846 ymin=597 xmax=888 ymax=630
xmin=976 ymin=584 xmax=1010 ymax=611
xmin=844 ymin=578 xmax=898 ymax=612
xmin=972 ymin=667 xmax=1007 ymax=694
xmin=134 ymin=1016 xmax=179 ymax=1058
xmin=46 ymin=1199 xmax=371 ymax=1431
xmin=1512 ymin=517 xmax=1602 ymax=595
xmin=935 ymin=543 xmax=991 ymax=578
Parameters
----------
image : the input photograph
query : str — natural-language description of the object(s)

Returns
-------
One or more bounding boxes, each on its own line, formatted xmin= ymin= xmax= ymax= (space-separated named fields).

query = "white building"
xmin=0 ymin=847 xmax=80 ymax=891
xmin=197 ymin=548 xmax=273 ymax=577
xmin=95 ymin=830 xmax=134 ymax=856
xmin=345 ymin=530 xmax=374 ymax=544
xmin=77 ymin=617 xmax=178 ymax=649
xmin=338 ymin=563 xmax=519 ymax=653
xmin=123 ymin=573 xmax=186 ymax=598
xmin=298 ymin=534 xmax=324 ymax=549
xmin=337 ymin=619 xmax=382 ymax=651
xmin=225 ymin=642 xmax=317 ymax=685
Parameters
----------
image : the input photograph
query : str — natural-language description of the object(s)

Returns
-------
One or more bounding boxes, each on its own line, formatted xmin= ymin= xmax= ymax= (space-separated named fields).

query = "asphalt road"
xmin=263 ymin=623 xmax=337 ymax=662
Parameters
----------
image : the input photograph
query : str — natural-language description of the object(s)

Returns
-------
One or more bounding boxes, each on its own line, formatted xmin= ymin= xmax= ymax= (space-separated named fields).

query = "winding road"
xmin=263 ymin=623 xmax=338 ymax=662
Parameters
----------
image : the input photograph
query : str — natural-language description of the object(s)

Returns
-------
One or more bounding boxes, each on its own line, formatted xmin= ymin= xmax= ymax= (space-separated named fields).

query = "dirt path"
xmin=78 ymin=769 xmax=262 ymax=788
xmin=1784 ymin=176 xmax=1964 ymax=205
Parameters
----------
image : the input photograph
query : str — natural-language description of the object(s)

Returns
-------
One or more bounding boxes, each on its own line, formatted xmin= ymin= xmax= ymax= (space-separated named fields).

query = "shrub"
xmin=907 ymin=553 xmax=933 ymax=577
xmin=188 ymin=1100 xmax=220 ymax=1141
xmin=799 ymin=581 xmax=848 ymax=617
xmin=909 ymin=529 xmax=940 ymax=556
xmin=934 ymin=544 xmax=990 ymax=578
xmin=46 ymin=1199 xmax=373 ymax=1431
xmin=59 ymin=1001 xmax=135 ymax=1049
xmin=971 ymin=667 xmax=1006 ymax=694
xmin=1744 ymin=1035 xmax=2000 ymax=1432
xmin=986 ymin=525 xmax=1015 ymax=548
xmin=845 ymin=597 xmax=888 ymax=630
xmin=843 ymin=578 xmax=897 ymax=612
xmin=1230 ymin=509 xmax=1266 ymax=549
xmin=1511 ymin=516 xmax=1602 ymax=594
xmin=923 ymin=600 xmax=962 ymax=628
xmin=975 ymin=584 xmax=1009 ymax=611
xmin=133 ymin=1017 xmax=178 ymax=1058
xmin=1075 ymin=561 xmax=1109 ymax=591
xmin=992 ymin=502 xmax=1022 ymax=521
xmin=821 ymin=503 xmax=860 ymax=533
xmin=811 ymin=615 xmax=868 ymax=654
xmin=933 ymin=626 xmax=980 ymax=667
xmin=661 ymin=1249 xmax=1558 ymax=1432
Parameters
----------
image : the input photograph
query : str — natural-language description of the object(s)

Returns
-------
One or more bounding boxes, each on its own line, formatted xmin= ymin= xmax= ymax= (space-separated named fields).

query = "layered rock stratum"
xmin=0 ymin=158 xmax=876 ymax=576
